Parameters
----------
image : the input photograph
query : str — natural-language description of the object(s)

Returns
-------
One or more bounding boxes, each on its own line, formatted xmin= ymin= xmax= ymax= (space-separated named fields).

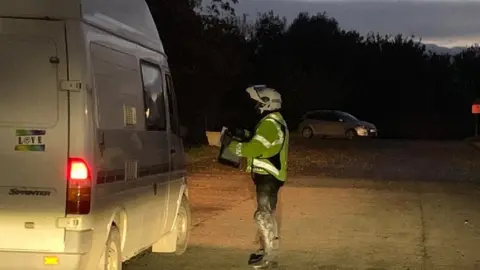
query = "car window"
xmin=337 ymin=111 xmax=358 ymax=122
xmin=322 ymin=112 xmax=340 ymax=122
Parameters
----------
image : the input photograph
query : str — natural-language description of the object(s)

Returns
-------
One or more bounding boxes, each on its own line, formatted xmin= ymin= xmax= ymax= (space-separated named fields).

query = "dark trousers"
xmin=252 ymin=173 xmax=284 ymax=257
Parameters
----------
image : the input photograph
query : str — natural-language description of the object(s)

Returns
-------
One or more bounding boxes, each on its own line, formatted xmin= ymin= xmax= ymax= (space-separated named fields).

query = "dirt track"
xmin=288 ymin=138 xmax=480 ymax=182
xmin=125 ymin=177 xmax=480 ymax=270
xmin=125 ymin=139 xmax=480 ymax=269
xmin=189 ymin=138 xmax=480 ymax=182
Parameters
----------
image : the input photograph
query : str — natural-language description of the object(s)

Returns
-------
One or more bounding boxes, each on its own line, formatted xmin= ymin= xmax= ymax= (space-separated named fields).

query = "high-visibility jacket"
xmin=227 ymin=112 xmax=289 ymax=181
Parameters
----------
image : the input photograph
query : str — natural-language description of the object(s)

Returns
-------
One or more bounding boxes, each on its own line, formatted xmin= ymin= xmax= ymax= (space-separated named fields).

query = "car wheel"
xmin=301 ymin=127 xmax=313 ymax=139
xmin=346 ymin=129 xmax=357 ymax=140
xmin=175 ymin=195 xmax=192 ymax=255
xmin=99 ymin=226 xmax=122 ymax=270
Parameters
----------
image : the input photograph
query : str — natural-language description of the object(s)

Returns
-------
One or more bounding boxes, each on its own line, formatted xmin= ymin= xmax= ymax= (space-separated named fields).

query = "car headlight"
xmin=355 ymin=126 xmax=368 ymax=135
xmin=355 ymin=125 xmax=367 ymax=130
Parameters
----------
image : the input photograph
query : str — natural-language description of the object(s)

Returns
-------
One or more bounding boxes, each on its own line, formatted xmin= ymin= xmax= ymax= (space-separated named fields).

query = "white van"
xmin=0 ymin=0 xmax=191 ymax=269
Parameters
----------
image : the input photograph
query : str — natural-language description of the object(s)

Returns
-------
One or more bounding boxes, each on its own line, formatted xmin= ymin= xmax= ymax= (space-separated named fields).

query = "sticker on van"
xmin=9 ymin=188 xmax=51 ymax=196
xmin=15 ymin=129 xmax=46 ymax=152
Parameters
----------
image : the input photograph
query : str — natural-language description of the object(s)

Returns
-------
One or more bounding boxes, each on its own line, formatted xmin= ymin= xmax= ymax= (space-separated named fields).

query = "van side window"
xmin=165 ymin=74 xmax=179 ymax=134
xmin=140 ymin=61 xmax=166 ymax=131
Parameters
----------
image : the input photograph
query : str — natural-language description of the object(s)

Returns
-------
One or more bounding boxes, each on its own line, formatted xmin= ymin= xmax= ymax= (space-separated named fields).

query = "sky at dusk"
xmin=234 ymin=0 xmax=480 ymax=48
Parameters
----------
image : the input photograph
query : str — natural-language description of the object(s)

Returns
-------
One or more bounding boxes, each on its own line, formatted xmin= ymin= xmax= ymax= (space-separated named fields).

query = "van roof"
xmin=0 ymin=0 xmax=164 ymax=54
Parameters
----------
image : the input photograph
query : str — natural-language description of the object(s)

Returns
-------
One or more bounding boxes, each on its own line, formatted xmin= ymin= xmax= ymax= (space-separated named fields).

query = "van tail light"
xmin=66 ymin=158 xmax=91 ymax=215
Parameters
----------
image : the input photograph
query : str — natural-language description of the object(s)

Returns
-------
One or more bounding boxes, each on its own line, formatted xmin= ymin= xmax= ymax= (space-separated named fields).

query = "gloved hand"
xmin=228 ymin=127 xmax=252 ymax=141
xmin=242 ymin=129 xmax=253 ymax=140
xmin=230 ymin=128 xmax=243 ymax=139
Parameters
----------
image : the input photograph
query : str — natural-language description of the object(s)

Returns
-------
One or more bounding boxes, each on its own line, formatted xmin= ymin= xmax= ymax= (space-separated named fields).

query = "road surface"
xmin=124 ymin=176 xmax=480 ymax=270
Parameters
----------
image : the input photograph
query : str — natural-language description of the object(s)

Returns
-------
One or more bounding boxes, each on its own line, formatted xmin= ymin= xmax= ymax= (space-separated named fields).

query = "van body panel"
xmin=0 ymin=0 xmax=79 ymax=19
xmin=83 ymin=24 xmax=171 ymax=264
xmin=0 ymin=1 xmax=189 ymax=268
xmin=163 ymin=71 xmax=188 ymax=232
xmin=82 ymin=0 xmax=163 ymax=53
xmin=0 ymin=252 xmax=85 ymax=270
xmin=0 ymin=0 xmax=164 ymax=54
xmin=0 ymin=18 xmax=68 ymax=252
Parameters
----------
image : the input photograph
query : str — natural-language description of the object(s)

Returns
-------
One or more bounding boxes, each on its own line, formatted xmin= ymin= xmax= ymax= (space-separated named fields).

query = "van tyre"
xmin=175 ymin=195 xmax=191 ymax=255
xmin=346 ymin=129 xmax=357 ymax=140
xmin=101 ymin=226 xmax=122 ymax=270
xmin=301 ymin=127 xmax=313 ymax=139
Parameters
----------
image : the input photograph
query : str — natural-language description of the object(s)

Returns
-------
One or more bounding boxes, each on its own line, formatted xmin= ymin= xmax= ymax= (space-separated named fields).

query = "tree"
xmin=146 ymin=1 xmax=480 ymax=141
xmin=147 ymin=0 xmax=248 ymax=145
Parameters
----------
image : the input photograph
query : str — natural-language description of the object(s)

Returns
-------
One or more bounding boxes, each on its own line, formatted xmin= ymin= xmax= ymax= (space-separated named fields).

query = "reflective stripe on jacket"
xmin=227 ymin=112 xmax=289 ymax=181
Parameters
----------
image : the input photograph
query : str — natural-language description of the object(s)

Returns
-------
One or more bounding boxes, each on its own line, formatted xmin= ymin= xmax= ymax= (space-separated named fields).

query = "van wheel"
xmin=175 ymin=195 xmax=191 ymax=255
xmin=301 ymin=127 xmax=313 ymax=139
xmin=100 ymin=226 xmax=122 ymax=270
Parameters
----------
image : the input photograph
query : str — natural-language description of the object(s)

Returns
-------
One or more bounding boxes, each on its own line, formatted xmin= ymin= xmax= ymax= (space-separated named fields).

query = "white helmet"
xmin=246 ymin=85 xmax=282 ymax=114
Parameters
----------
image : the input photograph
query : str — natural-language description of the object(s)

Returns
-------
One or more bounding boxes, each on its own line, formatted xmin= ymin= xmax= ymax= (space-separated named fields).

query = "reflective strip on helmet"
xmin=253 ymin=159 xmax=280 ymax=175
xmin=235 ymin=143 xmax=242 ymax=156
xmin=253 ymin=135 xmax=272 ymax=148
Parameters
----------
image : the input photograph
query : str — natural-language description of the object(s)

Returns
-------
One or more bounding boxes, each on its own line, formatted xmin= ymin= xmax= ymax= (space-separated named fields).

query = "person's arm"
xmin=227 ymin=119 xmax=283 ymax=158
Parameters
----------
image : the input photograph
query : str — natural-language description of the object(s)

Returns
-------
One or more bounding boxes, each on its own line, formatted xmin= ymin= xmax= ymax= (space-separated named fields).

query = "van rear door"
xmin=0 ymin=18 xmax=69 ymax=252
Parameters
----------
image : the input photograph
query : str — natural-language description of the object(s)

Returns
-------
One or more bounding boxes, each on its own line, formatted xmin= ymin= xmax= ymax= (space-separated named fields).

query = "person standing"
xmin=224 ymin=85 xmax=289 ymax=267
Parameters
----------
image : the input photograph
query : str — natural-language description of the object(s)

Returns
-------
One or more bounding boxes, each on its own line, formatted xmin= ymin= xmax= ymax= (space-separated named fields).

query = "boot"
xmin=248 ymin=249 xmax=265 ymax=265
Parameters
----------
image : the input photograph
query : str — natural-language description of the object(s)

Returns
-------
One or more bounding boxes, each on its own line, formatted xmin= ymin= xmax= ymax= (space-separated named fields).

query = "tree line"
xmin=146 ymin=0 xmax=480 ymax=144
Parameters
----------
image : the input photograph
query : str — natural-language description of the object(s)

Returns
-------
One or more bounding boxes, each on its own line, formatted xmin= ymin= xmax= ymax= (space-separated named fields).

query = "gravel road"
xmin=124 ymin=139 xmax=480 ymax=269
